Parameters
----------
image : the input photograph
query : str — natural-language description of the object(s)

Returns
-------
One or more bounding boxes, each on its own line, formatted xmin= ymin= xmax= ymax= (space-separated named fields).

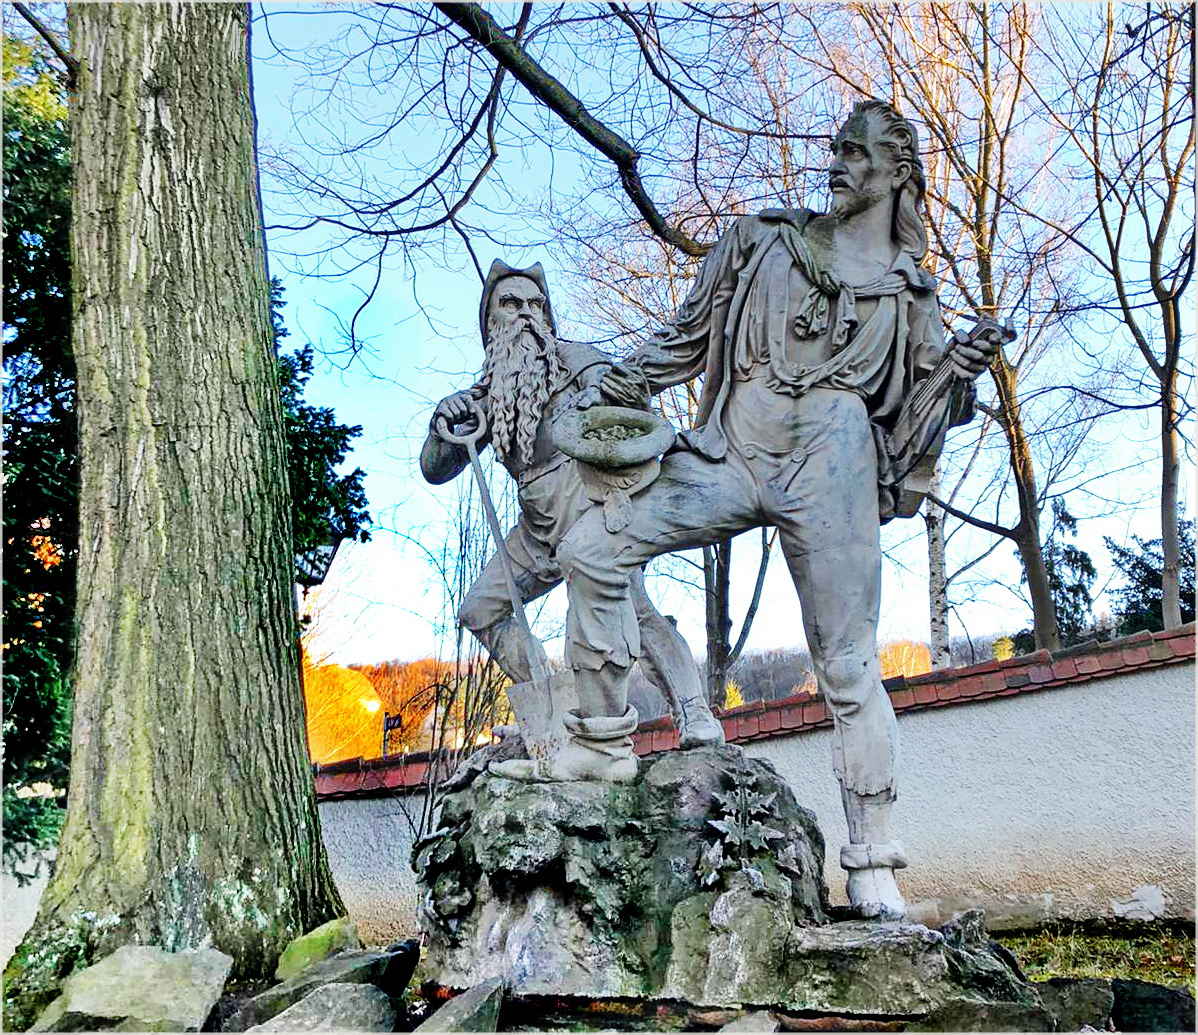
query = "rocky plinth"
xmin=415 ymin=745 xmax=1037 ymax=1017
xmin=415 ymin=745 xmax=829 ymax=999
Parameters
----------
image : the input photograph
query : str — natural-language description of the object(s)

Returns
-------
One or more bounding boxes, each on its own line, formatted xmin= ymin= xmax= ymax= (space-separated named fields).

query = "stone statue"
xmin=543 ymin=99 xmax=1006 ymax=920
xmin=420 ymin=260 xmax=724 ymax=762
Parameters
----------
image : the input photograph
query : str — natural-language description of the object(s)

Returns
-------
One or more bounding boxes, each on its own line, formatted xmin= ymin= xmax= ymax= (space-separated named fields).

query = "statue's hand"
xmin=569 ymin=385 xmax=604 ymax=411
xmin=431 ymin=391 xmax=479 ymax=436
xmin=599 ymin=363 xmax=650 ymax=409
xmin=948 ymin=318 xmax=1012 ymax=379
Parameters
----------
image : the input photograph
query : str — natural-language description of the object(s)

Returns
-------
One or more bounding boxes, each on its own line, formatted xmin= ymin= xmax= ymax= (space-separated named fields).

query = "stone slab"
xmin=415 ymin=977 xmax=505 ymax=1032
xmin=31 ymin=945 xmax=232 ymax=1032
xmin=246 ymin=982 xmax=395 ymax=1032
xmin=224 ymin=950 xmax=393 ymax=1031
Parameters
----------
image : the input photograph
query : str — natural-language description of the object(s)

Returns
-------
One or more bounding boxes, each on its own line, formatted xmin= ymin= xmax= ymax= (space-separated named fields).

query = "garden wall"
xmin=315 ymin=624 xmax=1195 ymax=945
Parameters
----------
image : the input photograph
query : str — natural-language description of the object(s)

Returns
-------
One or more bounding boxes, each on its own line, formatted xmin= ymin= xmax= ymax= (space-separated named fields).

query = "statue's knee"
xmin=819 ymin=653 xmax=874 ymax=707
xmin=457 ymin=592 xmax=497 ymax=636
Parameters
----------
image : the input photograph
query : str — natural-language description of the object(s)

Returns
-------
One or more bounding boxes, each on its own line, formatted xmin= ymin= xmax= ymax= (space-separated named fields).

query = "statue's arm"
xmin=420 ymin=385 xmax=491 ymax=484
xmin=622 ymin=219 xmax=750 ymax=393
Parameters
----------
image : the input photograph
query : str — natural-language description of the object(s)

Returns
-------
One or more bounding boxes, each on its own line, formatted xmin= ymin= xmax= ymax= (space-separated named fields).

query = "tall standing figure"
xmin=552 ymin=100 xmax=1004 ymax=919
xmin=421 ymin=261 xmax=724 ymax=764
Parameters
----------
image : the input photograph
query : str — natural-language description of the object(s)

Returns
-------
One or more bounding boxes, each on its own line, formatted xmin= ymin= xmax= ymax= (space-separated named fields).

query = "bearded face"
xmin=481 ymin=277 xmax=567 ymax=467
xmin=828 ymin=112 xmax=905 ymax=222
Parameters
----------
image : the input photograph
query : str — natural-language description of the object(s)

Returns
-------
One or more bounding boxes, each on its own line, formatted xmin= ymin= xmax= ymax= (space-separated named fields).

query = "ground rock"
xmin=719 ymin=1010 xmax=781 ymax=1031
xmin=414 ymin=977 xmax=505 ymax=1032
xmin=274 ymin=917 xmax=360 ymax=982
xmin=245 ymin=982 xmax=396 ymax=1032
xmin=906 ymin=995 xmax=1056 ymax=1031
xmin=30 ymin=945 xmax=232 ymax=1032
xmin=415 ymin=745 xmax=828 ymax=999
xmin=223 ymin=950 xmax=396 ymax=1031
xmin=1035 ymin=977 xmax=1114 ymax=1031
xmin=666 ymin=907 xmax=1039 ymax=1016
xmin=1111 ymin=977 xmax=1196 ymax=1032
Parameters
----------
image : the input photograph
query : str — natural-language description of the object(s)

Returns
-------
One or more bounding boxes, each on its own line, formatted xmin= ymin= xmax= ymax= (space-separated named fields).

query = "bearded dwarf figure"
xmin=420 ymin=260 xmax=724 ymax=760
xmin=553 ymin=100 xmax=1006 ymax=919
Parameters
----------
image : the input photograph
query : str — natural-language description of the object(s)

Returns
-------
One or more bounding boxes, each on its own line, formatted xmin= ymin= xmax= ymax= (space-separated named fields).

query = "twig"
xmin=13 ymin=3 xmax=77 ymax=87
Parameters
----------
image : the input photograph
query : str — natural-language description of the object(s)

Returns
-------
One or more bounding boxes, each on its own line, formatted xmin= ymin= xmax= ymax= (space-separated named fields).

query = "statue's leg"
xmin=552 ymin=452 xmax=757 ymax=781
xmin=630 ymin=569 xmax=724 ymax=748
xmin=771 ymin=389 xmax=906 ymax=920
xmin=458 ymin=519 xmax=557 ymax=683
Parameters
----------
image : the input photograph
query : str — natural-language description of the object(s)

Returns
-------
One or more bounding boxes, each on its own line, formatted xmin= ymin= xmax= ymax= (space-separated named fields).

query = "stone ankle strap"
xmin=840 ymin=842 xmax=909 ymax=871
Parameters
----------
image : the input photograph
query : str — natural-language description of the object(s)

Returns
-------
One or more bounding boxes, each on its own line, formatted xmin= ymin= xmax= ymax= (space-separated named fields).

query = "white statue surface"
xmin=538 ymin=100 xmax=1003 ymax=920
xmin=420 ymin=260 xmax=725 ymax=769
xmin=422 ymin=100 xmax=1007 ymax=925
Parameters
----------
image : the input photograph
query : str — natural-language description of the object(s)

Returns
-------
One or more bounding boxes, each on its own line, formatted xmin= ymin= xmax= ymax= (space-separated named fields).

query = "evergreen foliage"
xmin=1105 ymin=520 xmax=1195 ymax=636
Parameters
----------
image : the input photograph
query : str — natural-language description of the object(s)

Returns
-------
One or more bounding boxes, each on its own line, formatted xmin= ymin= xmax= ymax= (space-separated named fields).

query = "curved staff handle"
xmin=432 ymin=395 xmax=553 ymax=702
xmin=434 ymin=395 xmax=488 ymax=447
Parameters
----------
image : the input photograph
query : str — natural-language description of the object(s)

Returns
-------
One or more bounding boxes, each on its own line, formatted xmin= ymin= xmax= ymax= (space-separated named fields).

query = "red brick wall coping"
xmin=314 ymin=623 xmax=1194 ymax=802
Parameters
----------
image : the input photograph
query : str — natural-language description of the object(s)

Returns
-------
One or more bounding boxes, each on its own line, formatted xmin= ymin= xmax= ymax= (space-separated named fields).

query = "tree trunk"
xmin=925 ymin=464 xmax=951 ymax=669
xmin=990 ymin=354 xmax=1059 ymax=651
xmin=1160 ymin=368 xmax=1182 ymax=628
xmin=704 ymin=538 xmax=733 ymax=709
xmin=4 ymin=5 xmax=343 ymax=1027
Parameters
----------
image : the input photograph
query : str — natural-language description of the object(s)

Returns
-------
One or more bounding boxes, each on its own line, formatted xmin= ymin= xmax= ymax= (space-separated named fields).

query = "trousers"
xmin=557 ymin=388 xmax=898 ymax=795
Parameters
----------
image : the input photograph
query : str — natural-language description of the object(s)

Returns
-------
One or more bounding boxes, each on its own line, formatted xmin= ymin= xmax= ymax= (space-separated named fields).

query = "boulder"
xmin=224 ymin=950 xmax=397 ymax=1031
xmin=1111 ymin=977 xmax=1196 ymax=1032
xmin=906 ymin=996 xmax=1056 ymax=1032
xmin=245 ymin=983 xmax=396 ymax=1032
xmin=667 ymin=909 xmax=1039 ymax=1016
xmin=414 ymin=977 xmax=505 ymax=1032
xmin=1035 ymin=977 xmax=1114 ymax=1031
xmin=30 ymin=945 xmax=232 ymax=1032
xmin=416 ymin=745 xmax=828 ymax=999
xmin=274 ymin=917 xmax=360 ymax=982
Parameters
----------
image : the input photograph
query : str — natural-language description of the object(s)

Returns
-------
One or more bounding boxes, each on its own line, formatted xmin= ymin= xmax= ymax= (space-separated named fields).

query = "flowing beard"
xmin=481 ymin=317 xmax=567 ymax=467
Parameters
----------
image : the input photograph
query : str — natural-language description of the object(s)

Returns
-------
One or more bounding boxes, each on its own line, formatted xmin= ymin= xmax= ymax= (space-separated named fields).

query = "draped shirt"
xmin=624 ymin=209 xmax=947 ymax=462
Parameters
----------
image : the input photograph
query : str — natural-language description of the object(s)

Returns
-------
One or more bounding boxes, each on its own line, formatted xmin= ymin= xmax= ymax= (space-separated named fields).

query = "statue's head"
xmin=829 ymin=99 xmax=928 ymax=261
xmin=479 ymin=260 xmax=556 ymax=342
xmin=477 ymin=259 xmax=565 ymax=466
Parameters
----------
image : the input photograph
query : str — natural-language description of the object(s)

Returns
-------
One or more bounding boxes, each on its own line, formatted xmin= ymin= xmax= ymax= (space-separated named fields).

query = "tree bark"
xmin=704 ymin=538 xmax=733 ymax=709
xmin=1160 ymin=368 xmax=1182 ymax=628
xmin=925 ymin=464 xmax=951 ymax=669
xmin=4 ymin=5 xmax=343 ymax=1027
xmin=990 ymin=353 xmax=1058 ymax=651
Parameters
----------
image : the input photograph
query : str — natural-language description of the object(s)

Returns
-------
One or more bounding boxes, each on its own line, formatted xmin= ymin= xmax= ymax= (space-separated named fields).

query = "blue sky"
xmin=247 ymin=4 xmax=1193 ymax=668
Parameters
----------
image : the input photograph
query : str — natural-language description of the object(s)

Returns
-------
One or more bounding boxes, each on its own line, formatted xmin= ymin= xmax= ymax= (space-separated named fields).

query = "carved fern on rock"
xmin=700 ymin=755 xmax=784 ymax=889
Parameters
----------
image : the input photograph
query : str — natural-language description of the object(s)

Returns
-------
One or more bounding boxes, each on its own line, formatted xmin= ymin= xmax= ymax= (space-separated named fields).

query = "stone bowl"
xmin=552 ymin=405 xmax=675 ymax=471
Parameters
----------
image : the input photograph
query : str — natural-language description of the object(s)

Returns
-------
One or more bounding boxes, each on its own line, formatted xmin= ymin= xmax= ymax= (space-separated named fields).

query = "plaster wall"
xmin=743 ymin=662 xmax=1195 ymax=929
xmin=316 ymin=659 xmax=1195 ymax=944
xmin=4 ymin=661 xmax=1191 ymax=959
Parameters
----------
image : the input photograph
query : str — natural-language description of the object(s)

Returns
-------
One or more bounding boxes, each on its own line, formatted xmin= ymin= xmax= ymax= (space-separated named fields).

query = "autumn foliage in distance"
xmin=302 ymin=655 xmax=512 ymax=765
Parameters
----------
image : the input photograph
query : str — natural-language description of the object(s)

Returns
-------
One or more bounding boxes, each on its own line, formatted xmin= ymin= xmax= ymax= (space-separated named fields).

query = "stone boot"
xmin=635 ymin=602 xmax=725 ymax=749
xmin=673 ymin=692 xmax=726 ymax=749
xmin=545 ymin=707 xmax=640 ymax=783
xmin=841 ymin=843 xmax=908 ymax=920
xmin=489 ymin=706 xmax=640 ymax=783
xmin=840 ymin=786 xmax=907 ymax=920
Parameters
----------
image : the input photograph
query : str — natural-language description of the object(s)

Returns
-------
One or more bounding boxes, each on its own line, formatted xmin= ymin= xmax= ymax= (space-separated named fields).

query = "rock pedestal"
xmin=416 ymin=745 xmax=1040 ymax=1019
xmin=415 ymin=745 xmax=828 ymax=999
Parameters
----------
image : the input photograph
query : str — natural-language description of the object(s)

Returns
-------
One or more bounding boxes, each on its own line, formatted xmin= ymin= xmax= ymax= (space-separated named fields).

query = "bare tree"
xmin=1009 ymin=3 xmax=1195 ymax=629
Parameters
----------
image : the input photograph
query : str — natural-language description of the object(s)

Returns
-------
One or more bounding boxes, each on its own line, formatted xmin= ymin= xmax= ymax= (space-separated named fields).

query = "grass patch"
xmin=995 ymin=920 xmax=1195 ymax=995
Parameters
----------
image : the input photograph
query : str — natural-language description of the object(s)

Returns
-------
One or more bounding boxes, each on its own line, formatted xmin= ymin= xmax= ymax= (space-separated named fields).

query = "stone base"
xmin=414 ymin=745 xmax=1035 ymax=1017
xmin=415 ymin=745 xmax=829 ymax=999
